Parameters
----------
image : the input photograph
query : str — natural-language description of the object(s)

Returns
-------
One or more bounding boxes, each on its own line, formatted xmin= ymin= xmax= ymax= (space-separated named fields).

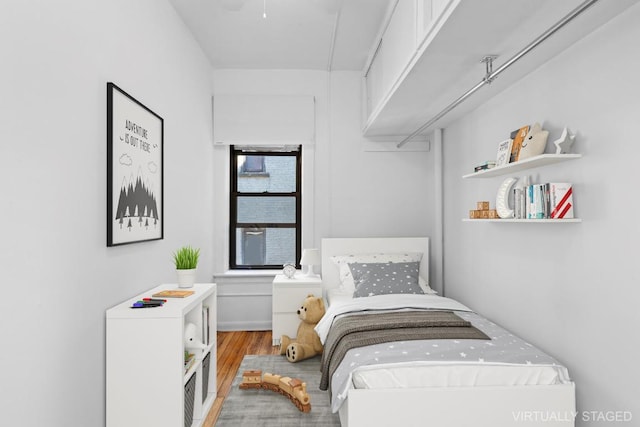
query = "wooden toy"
xmin=239 ymin=369 xmax=311 ymax=412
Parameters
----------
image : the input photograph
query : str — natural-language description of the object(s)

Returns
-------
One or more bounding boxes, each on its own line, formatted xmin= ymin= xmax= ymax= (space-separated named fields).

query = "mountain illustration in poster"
xmin=114 ymin=168 xmax=159 ymax=232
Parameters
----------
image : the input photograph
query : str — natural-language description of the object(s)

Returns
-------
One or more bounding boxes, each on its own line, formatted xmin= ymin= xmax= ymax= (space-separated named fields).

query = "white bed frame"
xmin=321 ymin=237 xmax=576 ymax=427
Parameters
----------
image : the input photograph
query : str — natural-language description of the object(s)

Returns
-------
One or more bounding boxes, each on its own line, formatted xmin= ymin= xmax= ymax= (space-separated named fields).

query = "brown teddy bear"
xmin=280 ymin=294 xmax=325 ymax=363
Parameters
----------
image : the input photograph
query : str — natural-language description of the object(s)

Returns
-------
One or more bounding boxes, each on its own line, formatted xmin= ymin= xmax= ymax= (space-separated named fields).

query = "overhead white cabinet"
xmin=417 ymin=0 xmax=451 ymax=47
xmin=365 ymin=39 xmax=384 ymax=119
xmin=362 ymin=0 xmax=636 ymax=137
xmin=364 ymin=0 xmax=419 ymax=122
xmin=416 ymin=0 xmax=432 ymax=45
xmin=381 ymin=0 xmax=417 ymax=96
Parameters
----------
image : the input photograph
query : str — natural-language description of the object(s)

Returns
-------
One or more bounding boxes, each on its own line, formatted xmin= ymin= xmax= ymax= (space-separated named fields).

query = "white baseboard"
xmin=218 ymin=320 xmax=271 ymax=332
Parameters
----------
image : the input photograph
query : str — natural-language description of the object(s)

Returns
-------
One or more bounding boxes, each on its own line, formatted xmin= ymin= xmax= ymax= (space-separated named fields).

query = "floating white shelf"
xmin=462 ymin=218 xmax=581 ymax=223
xmin=462 ymin=154 xmax=582 ymax=179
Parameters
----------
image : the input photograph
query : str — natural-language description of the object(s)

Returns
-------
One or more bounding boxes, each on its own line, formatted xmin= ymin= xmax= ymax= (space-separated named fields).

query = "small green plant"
xmin=172 ymin=245 xmax=200 ymax=270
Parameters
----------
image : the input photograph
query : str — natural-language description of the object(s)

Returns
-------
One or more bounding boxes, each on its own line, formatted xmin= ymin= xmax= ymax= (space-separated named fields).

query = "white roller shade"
xmin=213 ymin=94 xmax=315 ymax=145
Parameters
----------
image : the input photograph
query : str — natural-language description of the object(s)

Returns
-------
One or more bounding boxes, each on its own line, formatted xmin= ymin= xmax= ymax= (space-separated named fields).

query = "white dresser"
xmin=272 ymin=273 xmax=323 ymax=346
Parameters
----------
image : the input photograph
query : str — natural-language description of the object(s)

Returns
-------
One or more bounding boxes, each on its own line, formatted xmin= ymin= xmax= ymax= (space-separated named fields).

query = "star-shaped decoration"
xmin=554 ymin=127 xmax=576 ymax=154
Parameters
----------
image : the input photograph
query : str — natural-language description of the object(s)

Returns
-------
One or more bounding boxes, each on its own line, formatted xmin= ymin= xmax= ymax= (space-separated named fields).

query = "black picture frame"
xmin=107 ymin=82 xmax=163 ymax=246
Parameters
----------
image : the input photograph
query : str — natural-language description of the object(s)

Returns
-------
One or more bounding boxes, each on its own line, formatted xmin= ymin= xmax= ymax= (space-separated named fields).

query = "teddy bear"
xmin=280 ymin=294 xmax=325 ymax=363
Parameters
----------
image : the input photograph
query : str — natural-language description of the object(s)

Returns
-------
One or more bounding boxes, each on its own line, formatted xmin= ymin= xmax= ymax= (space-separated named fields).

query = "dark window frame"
xmin=229 ymin=146 xmax=302 ymax=270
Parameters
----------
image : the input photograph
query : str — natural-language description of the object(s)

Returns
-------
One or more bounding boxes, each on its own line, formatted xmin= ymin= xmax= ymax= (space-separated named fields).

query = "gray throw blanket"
xmin=319 ymin=310 xmax=490 ymax=391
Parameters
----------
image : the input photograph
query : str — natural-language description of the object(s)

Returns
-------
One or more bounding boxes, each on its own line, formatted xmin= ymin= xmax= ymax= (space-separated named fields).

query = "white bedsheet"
xmin=318 ymin=294 xmax=572 ymax=413
xmin=352 ymin=363 xmax=566 ymax=389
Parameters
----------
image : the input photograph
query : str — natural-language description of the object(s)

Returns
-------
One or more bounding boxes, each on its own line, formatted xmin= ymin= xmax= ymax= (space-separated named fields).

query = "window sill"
xmin=214 ymin=269 xmax=282 ymax=279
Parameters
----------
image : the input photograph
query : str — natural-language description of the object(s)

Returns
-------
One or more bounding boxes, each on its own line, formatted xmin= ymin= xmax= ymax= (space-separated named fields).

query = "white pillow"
xmin=330 ymin=252 xmax=436 ymax=295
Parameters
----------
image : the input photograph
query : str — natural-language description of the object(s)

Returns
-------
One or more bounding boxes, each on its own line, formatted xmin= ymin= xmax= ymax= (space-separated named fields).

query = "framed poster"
xmin=107 ymin=82 xmax=163 ymax=246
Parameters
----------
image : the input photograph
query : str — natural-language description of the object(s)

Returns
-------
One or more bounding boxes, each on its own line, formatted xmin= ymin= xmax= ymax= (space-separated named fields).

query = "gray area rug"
xmin=216 ymin=355 xmax=340 ymax=426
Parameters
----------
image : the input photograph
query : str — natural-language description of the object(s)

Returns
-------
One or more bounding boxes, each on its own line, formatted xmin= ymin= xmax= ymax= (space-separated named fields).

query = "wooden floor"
xmin=202 ymin=330 xmax=280 ymax=426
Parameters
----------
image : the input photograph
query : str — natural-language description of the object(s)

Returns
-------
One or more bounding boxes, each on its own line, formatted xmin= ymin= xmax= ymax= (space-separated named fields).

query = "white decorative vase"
xmin=176 ymin=268 xmax=197 ymax=288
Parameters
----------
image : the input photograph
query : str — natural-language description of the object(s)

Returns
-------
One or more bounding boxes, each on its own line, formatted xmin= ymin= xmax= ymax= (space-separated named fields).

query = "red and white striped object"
xmin=550 ymin=183 xmax=574 ymax=219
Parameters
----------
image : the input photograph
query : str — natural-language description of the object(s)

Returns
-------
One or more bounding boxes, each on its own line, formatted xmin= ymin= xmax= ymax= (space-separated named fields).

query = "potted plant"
xmin=173 ymin=245 xmax=200 ymax=288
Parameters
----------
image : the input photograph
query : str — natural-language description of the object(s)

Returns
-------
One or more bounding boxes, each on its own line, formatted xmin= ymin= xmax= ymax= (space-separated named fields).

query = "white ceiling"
xmin=168 ymin=0 xmax=392 ymax=71
xmin=168 ymin=0 xmax=637 ymax=137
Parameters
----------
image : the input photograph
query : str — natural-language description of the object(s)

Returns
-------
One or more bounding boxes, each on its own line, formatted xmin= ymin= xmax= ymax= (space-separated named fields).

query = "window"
xmin=230 ymin=146 xmax=301 ymax=269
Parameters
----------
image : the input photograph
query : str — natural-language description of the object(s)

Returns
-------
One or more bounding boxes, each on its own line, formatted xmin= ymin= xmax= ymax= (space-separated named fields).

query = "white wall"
xmin=328 ymin=72 xmax=435 ymax=240
xmin=0 ymin=1 xmax=213 ymax=426
xmin=212 ymin=69 xmax=435 ymax=329
xmin=443 ymin=4 xmax=640 ymax=424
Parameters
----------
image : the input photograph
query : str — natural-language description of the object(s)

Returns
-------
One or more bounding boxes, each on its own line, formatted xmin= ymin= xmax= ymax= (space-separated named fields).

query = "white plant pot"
xmin=176 ymin=268 xmax=197 ymax=288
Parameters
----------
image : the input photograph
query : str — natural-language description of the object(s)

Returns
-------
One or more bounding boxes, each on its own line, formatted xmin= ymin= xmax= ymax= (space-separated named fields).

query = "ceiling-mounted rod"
xmin=397 ymin=0 xmax=600 ymax=148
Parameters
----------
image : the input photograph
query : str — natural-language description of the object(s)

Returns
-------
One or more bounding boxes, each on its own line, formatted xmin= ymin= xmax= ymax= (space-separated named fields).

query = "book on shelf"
xmin=509 ymin=125 xmax=530 ymax=163
xmin=526 ymin=184 xmax=534 ymax=218
xmin=543 ymin=184 xmax=551 ymax=219
xmin=524 ymin=182 xmax=573 ymax=219
xmin=526 ymin=184 xmax=546 ymax=219
xmin=184 ymin=352 xmax=196 ymax=373
xmin=152 ymin=290 xmax=195 ymax=298
xmin=474 ymin=160 xmax=496 ymax=172
xmin=495 ymin=139 xmax=513 ymax=167
xmin=549 ymin=183 xmax=574 ymax=219
xmin=202 ymin=305 xmax=210 ymax=346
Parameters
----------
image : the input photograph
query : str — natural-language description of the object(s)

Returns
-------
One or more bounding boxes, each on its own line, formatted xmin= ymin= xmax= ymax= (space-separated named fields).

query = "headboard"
xmin=321 ymin=237 xmax=430 ymax=291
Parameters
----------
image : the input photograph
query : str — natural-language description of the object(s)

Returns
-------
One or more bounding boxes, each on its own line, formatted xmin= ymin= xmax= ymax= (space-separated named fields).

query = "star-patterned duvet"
xmin=315 ymin=294 xmax=571 ymax=413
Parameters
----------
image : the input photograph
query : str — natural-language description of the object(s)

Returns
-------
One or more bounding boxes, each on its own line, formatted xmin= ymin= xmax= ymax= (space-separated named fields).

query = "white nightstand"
xmin=272 ymin=273 xmax=323 ymax=346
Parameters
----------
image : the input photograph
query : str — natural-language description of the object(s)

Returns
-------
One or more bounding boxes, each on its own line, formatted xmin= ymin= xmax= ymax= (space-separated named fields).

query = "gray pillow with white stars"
xmin=349 ymin=261 xmax=422 ymax=298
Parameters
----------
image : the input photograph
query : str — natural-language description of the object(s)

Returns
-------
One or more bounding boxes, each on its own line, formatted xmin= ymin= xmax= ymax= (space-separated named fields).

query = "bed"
xmin=318 ymin=237 xmax=575 ymax=427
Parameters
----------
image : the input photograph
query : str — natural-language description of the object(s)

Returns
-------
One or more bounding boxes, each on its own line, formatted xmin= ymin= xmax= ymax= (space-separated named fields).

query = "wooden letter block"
xmin=477 ymin=201 xmax=490 ymax=211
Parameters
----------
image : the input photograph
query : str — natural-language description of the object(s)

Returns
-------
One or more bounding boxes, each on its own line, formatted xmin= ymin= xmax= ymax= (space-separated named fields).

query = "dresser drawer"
xmin=271 ymin=275 xmax=323 ymax=346
xmin=272 ymin=286 xmax=323 ymax=312
xmin=272 ymin=313 xmax=299 ymax=339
